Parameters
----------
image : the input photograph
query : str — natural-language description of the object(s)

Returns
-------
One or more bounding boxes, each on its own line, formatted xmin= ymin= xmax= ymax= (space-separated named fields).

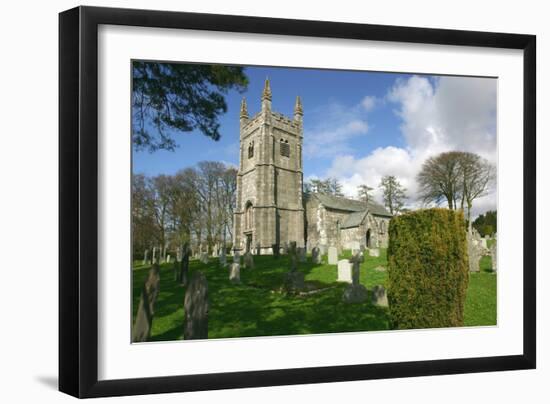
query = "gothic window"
xmin=245 ymin=201 xmax=253 ymax=229
xmin=280 ymin=138 xmax=290 ymax=157
xmin=248 ymin=141 xmax=254 ymax=159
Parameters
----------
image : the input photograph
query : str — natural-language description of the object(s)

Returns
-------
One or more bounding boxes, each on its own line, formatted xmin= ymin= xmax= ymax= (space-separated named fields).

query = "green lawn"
xmin=132 ymin=249 xmax=496 ymax=341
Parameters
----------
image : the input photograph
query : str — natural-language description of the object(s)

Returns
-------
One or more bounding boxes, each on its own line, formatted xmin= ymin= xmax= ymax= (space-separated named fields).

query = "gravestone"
xmin=480 ymin=238 xmax=487 ymax=249
xmin=371 ymin=285 xmax=389 ymax=307
xmin=142 ymin=250 xmax=148 ymax=265
xmin=319 ymin=245 xmax=327 ymax=255
xmin=284 ymin=241 xmax=305 ymax=291
xmin=297 ymin=247 xmax=306 ymax=263
xmin=281 ymin=242 xmax=289 ymax=255
xmin=342 ymin=253 xmax=368 ymax=303
xmin=311 ymin=247 xmax=321 ymax=264
xmin=243 ymin=252 xmax=254 ymax=269
xmin=256 ymin=243 xmax=261 ymax=256
xmin=166 ymin=254 xmax=171 ymax=264
xmin=491 ymin=242 xmax=497 ymax=272
xmin=349 ymin=241 xmax=361 ymax=255
xmin=337 ymin=259 xmax=352 ymax=283
xmin=132 ymin=264 xmax=161 ymax=342
xmin=328 ymin=246 xmax=338 ymax=265
xmin=200 ymin=252 xmax=209 ymax=264
xmin=368 ymin=248 xmax=380 ymax=258
xmin=183 ymin=271 xmax=209 ymax=340
xmin=229 ymin=262 xmax=240 ymax=283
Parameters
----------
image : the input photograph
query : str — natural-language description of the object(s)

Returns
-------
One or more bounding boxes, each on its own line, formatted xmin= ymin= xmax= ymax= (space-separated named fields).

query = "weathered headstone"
xmin=166 ymin=254 xmax=171 ymax=264
xmin=132 ymin=264 xmax=160 ymax=342
xmin=183 ymin=271 xmax=209 ymax=340
xmin=480 ymin=238 xmax=487 ymax=249
xmin=328 ymin=246 xmax=338 ymax=265
xmin=368 ymin=248 xmax=380 ymax=257
xmin=349 ymin=241 xmax=361 ymax=255
xmin=243 ymin=251 xmax=254 ymax=269
xmin=337 ymin=259 xmax=352 ymax=283
xmin=229 ymin=262 xmax=240 ymax=283
xmin=297 ymin=247 xmax=306 ymax=263
xmin=142 ymin=250 xmax=148 ymax=265
xmin=491 ymin=242 xmax=497 ymax=272
xmin=371 ymin=285 xmax=389 ymax=307
xmin=319 ymin=245 xmax=327 ymax=256
xmin=311 ymin=246 xmax=321 ymax=264
xmin=342 ymin=254 xmax=368 ymax=303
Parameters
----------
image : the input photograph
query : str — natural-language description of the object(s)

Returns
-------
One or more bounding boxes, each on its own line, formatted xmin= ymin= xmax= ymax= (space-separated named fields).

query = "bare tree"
xmin=457 ymin=152 xmax=496 ymax=232
xmin=417 ymin=151 xmax=464 ymax=210
xmin=379 ymin=175 xmax=407 ymax=215
xmin=305 ymin=177 xmax=344 ymax=196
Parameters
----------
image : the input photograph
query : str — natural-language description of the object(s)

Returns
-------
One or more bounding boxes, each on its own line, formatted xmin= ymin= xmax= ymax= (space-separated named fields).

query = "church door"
xmin=366 ymin=229 xmax=371 ymax=248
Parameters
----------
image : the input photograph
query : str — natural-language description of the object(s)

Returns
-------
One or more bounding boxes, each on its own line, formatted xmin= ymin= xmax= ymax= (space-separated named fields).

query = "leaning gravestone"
xmin=243 ymin=252 xmax=254 ymax=269
xmin=284 ymin=242 xmax=305 ymax=291
xmin=132 ymin=264 xmax=161 ymax=342
xmin=183 ymin=271 xmax=209 ymax=340
xmin=371 ymin=285 xmax=389 ymax=307
xmin=311 ymin=246 xmax=321 ymax=264
xmin=491 ymin=242 xmax=497 ymax=273
xmin=328 ymin=246 xmax=338 ymax=265
xmin=368 ymin=248 xmax=380 ymax=257
xmin=337 ymin=259 xmax=352 ymax=283
xmin=342 ymin=253 xmax=368 ymax=303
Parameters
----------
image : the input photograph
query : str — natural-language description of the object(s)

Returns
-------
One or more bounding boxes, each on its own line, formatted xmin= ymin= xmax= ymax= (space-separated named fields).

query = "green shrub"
xmin=387 ymin=208 xmax=469 ymax=330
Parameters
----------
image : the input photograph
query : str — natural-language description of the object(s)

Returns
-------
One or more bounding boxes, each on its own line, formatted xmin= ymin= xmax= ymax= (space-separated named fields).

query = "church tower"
xmin=233 ymin=79 xmax=305 ymax=254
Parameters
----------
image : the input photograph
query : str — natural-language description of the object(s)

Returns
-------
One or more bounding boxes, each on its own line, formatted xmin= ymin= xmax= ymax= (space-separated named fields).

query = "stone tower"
xmin=233 ymin=79 xmax=305 ymax=254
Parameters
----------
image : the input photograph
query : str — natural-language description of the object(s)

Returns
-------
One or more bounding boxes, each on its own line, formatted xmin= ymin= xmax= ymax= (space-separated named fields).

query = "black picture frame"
xmin=59 ymin=6 xmax=536 ymax=398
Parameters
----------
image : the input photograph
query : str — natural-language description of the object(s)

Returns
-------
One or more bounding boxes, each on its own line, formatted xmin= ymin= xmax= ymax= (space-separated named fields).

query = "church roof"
xmin=311 ymin=193 xmax=392 ymax=218
xmin=340 ymin=210 xmax=368 ymax=229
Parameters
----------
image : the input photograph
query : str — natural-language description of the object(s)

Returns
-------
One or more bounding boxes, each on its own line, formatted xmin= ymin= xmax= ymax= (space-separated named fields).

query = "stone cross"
xmin=183 ymin=271 xmax=209 ymax=340
xmin=328 ymin=246 xmax=338 ymax=265
xmin=342 ymin=253 xmax=367 ymax=303
xmin=349 ymin=252 xmax=363 ymax=285
xmin=132 ymin=264 xmax=160 ymax=342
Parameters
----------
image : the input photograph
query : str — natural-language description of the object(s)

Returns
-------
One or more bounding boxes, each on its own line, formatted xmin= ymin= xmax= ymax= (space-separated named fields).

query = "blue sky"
xmin=133 ymin=64 xmax=497 ymax=215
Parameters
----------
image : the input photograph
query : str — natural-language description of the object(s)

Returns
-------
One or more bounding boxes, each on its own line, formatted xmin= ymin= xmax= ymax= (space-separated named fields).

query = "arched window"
xmin=280 ymin=138 xmax=290 ymax=157
xmin=248 ymin=141 xmax=254 ymax=159
xmin=245 ymin=201 xmax=253 ymax=229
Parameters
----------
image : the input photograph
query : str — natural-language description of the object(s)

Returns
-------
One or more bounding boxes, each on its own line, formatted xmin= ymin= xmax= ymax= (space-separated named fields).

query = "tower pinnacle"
xmin=262 ymin=78 xmax=272 ymax=101
xmin=240 ymin=97 xmax=248 ymax=120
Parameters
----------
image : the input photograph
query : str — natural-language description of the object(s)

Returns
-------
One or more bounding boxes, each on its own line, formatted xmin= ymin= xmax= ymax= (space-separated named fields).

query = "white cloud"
xmin=303 ymin=102 xmax=370 ymax=158
xmin=361 ymin=95 xmax=377 ymax=111
xmin=325 ymin=75 xmax=497 ymax=217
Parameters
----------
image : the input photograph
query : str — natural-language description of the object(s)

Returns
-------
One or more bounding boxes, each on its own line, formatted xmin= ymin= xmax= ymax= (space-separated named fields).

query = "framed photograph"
xmin=59 ymin=6 xmax=536 ymax=398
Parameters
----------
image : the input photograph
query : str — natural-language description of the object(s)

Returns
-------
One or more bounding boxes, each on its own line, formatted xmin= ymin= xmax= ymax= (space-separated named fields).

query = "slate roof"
xmin=311 ymin=193 xmax=392 ymax=220
xmin=341 ymin=210 xmax=368 ymax=229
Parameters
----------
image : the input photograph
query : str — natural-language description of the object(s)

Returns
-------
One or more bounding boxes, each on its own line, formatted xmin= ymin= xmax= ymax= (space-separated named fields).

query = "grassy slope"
xmin=132 ymin=249 xmax=496 ymax=341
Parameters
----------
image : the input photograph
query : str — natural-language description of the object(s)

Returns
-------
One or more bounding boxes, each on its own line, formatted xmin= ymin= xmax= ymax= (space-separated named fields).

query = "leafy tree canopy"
xmin=132 ymin=62 xmax=248 ymax=152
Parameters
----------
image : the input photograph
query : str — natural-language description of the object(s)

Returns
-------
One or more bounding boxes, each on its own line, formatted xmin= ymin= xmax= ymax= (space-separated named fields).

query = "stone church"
xmin=233 ymin=80 xmax=392 ymax=255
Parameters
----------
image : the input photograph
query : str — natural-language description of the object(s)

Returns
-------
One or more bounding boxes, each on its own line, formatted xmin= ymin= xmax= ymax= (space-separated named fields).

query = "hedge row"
xmin=387 ymin=208 xmax=469 ymax=330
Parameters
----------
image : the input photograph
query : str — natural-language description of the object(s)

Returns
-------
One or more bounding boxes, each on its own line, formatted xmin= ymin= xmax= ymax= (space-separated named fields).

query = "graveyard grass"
xmin=132 ymin=249 xmax=497 ymax=341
